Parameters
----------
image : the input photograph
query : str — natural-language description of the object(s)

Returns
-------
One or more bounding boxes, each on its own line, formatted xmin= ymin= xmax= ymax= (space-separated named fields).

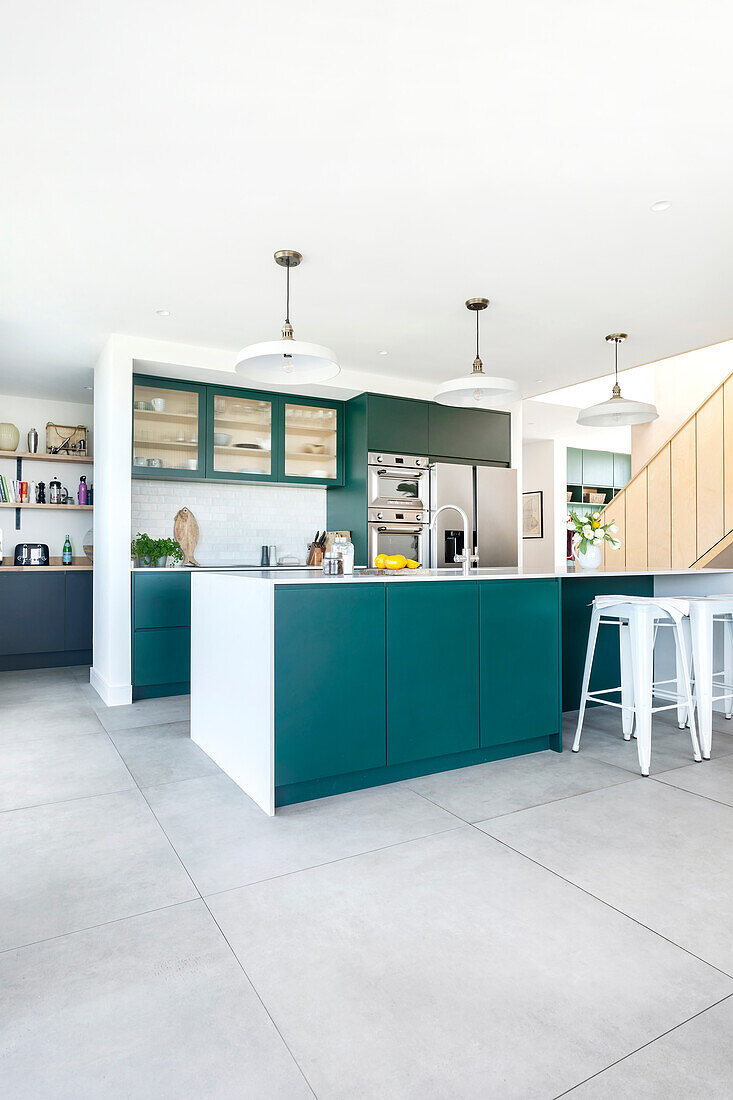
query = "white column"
xmin=90 ymin=336 xmax=133 ymax=705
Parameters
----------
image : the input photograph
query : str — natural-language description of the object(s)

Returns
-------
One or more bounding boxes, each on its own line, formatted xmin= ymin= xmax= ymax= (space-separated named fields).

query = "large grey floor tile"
xmin=0 ymin=789 xmax=196 ymax=950
xmin=0 ymin=696 xmax=106 ymax=745
xmin=209 ymin=828 xmax=731 ymax=1100
xmin=0 ymin=731 xmax=134 ymax=811
xmin=563 ymin=707 xmax=733 ymax=775
xmin=145 ymin=773 xmax=461 ymax=895
xmin=94 ymin=694 xmax=190 ymax=731
xmin=0 ymin=901 xmax=313 ymax=1100
xmin=109 ymin=720 xmax=221 ymax=787
xmin=0 ymin=676 xmax=86 ymax=707
xmin=566 ymin=993 xmax=733 ymax=1098
xmin=403 ymin=749 xmax=633 ymax=822
xmin=656 ymin=752 xmax=733 ymax=807
xmin=481 ymin=780 xmax=733 ymax=975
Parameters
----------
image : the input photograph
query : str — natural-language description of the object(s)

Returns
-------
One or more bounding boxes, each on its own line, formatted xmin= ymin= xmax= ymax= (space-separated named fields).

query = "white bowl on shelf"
xmin=213 ymin=432 xmax=232 ymax=446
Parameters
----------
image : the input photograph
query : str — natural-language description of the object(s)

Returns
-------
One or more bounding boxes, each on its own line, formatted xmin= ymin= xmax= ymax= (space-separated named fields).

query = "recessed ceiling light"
xmin=650 ymin=200 xmax=672 ymax=212
xmin=535 ymin=379 xmax=545 ymax=384
xmin=379 ymin=350 xmax=388 ymax=355
xmin=155 ymin=308 xmax=171 ymax=317
xmin=83 ymin=385 xmax=93 ymax=390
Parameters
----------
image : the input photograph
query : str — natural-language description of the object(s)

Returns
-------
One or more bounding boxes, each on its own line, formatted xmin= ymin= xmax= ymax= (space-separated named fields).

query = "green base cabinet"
xmin=386 ymin=581 xmax=479 ymax=765
xmin=131 ymin=571 xmax=191 ymax=699
xmin=479 ymin=580 xmax=561 ymax=748
xmin=274 ymin=584 xmax=387 ymax=785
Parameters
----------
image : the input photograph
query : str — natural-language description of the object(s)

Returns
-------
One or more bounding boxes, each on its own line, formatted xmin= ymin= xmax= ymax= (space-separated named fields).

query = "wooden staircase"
xmin=601 ymin=372 xmax=733 ymax=571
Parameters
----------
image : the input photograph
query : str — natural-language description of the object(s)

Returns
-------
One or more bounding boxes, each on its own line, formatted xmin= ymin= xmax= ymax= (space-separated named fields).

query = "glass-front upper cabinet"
xmin=132 ymin=377 xmax=206 ymax=478
xmin=281 ymin=398 xmax=342 ymax=482
xmin=206 ymin=387 xmax=277 ymax=481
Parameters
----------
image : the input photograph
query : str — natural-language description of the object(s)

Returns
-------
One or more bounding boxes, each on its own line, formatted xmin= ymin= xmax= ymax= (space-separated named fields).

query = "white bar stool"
xmin=683 ymin=597 xmax=733 ymax=759
xmin=572 ymin=595 xmax=701 ymax=776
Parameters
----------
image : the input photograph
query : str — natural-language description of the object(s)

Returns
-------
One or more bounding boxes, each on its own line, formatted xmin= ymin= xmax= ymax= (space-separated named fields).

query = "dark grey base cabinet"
xmin=0 ymin=571 xmax=92 ymax=671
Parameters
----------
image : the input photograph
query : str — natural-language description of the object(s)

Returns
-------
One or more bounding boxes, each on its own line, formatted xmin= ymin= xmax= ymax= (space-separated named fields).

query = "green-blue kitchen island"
xmin=189 ymin=566 xmax=733 ymax=815
xmin=190 ymin=569 xmax=563 ymax=815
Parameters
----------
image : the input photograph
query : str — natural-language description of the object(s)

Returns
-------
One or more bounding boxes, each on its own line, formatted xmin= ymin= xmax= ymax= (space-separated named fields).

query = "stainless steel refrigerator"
xmin=429 ymin=462 xmax=518 ymax=569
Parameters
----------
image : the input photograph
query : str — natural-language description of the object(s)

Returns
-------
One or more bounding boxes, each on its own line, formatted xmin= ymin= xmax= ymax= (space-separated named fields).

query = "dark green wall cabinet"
xmin=274 ymin=585 xmax=387 ymax=785
xmin=0 ymin=571 xmax=92 ymax=670
xmin=386 ymin=582 xmax=480 ymax=764
xmin=131 ymin=571 xmax=191 ymax=699
xmin=132 ymin=374 xmax=344 ymax=486
xmin=428 ymin=404 xmax=511 ymax=463
xmin=366 ymin=395 xmax=429 ymax=455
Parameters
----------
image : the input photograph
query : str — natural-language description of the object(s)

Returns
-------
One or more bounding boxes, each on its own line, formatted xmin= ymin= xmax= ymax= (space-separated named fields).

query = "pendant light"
xmin=434 ymin=298 xmax=521 ymax=407
xmin=235 ymin=250 xmax=340 ymax=384
xmin=576 ymin=334 xmax=658 ymax=426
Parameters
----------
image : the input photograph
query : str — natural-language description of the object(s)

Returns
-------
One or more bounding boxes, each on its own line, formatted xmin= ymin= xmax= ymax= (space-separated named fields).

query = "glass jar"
xmin=332 ymin=535 xmax=354 ymax=575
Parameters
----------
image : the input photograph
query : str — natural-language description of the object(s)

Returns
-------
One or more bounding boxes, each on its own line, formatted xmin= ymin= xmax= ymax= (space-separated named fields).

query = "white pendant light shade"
xmin=577 ymin=334 xmax=658 ymax=427
xmin=434 ymin=298 xmax=521 ymax=409
xmin=434 ymin=374 xmax=522 ymax=407
xmin=235 ymin=250 xmax=340 ymax=385
xmin=576 ymin=393 xmax=659 ymax=427
xmin=234 ymin=339 xmax=339 ymax=385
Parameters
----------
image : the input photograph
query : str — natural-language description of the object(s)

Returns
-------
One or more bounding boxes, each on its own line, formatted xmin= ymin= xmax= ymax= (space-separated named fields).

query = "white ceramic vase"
xmin=574 ymin=539 xmax=603 ymax=571
xmin=0 ymin=422 xmax=20 ymax=451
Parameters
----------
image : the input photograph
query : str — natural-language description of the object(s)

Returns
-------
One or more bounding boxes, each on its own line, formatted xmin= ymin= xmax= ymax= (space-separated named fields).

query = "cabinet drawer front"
xmin=133 ymin=627 xmax=190 ymax=686
xmin=274 ymin=585 xmax=386 ymax=785
xmin=387 ymin=582 xmax=479 ymax=765
xmin=428 ymin=405 xmax=510 ymax=463
xmin=0 ymin=573 xmax=66 ymax=656
xmin=133 ymin=572 xmax=191 ymax=630
xmin=480 ymin=580 xmax=559 ymax=747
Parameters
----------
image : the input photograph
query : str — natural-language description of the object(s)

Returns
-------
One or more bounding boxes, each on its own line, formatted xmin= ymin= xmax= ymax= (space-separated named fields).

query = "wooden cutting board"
xmin=174 ymin=507 xmax=200 ymax=566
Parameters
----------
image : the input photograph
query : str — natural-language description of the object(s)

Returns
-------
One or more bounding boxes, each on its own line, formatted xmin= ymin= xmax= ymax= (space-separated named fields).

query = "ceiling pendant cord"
xmin=282 ymin=258 xmax=294 ymax=341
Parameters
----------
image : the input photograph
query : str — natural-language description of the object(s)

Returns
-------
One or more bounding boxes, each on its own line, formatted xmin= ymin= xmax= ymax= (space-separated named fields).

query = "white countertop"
xmin=189 ymin=566 xmax=733 ymax=586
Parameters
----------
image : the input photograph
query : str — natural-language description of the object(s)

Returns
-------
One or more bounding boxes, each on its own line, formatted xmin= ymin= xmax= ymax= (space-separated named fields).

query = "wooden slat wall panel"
xmin=671 ymin=418 xmax=697 ymax=569
xmin=697 ymin=389 xmax=724 ymax=558
xmin=625 ymin=470 xmax=648 ymax=571
xmin=724 ymin=378 xmax=733 ymax=534
xmin=647 ymin=444 xmax=671 ymax=570
xmin=602 ymin=493 xmax=626 ymax=571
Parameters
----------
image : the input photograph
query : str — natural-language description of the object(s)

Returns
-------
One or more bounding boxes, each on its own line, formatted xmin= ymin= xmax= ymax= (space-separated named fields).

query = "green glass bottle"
xmin=62 ymin=534 xmax=72 ymax=566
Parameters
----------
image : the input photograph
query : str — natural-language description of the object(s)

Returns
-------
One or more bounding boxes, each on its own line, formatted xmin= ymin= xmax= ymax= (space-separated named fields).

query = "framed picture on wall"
xmin=523 ymin=490 xmax=544 ymax=539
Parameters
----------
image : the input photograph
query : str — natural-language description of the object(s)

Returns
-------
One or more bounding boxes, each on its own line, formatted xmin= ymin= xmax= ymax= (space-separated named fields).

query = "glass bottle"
xmin=62 ymin=535 xmax=72 ymax=565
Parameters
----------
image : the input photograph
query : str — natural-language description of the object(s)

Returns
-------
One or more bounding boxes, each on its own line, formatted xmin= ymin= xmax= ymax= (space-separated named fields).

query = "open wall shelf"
xmin=0 ymin=452 xmax=93 ymax=529
xmin=0 ymin=451 xmax=93 ymax=463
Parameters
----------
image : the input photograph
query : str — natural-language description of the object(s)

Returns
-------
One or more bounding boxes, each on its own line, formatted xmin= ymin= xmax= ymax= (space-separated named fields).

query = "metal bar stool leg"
xmin=689 ymin=603 xmax=714 ymax=760
xmin=724 ymin=617 xmax=733 ymax=721
xmin=573 ymin=606 xmax=601 ymax=753
xmin=619 ymin=622 xmax=635 ymax=741
xmin=673 ymin=618 xmax=702 ymax=763
xmin=629 ymin=607 xmax=654 ymax=776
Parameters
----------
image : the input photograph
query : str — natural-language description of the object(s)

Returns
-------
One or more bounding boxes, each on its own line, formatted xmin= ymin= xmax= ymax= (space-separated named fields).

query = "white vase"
xmin=0 ymin=422 xmax=20 ymax=451
xmin=575 ymin=540 xmax=603 ymax=571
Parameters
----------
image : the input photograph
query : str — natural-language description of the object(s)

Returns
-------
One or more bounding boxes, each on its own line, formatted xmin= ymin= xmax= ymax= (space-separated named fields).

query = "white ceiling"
xmin=2 ymin=1 xmax=733 ymax=401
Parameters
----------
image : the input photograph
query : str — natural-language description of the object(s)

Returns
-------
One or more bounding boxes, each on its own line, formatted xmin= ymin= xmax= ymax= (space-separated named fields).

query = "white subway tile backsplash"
xmin=131 ymin=479 xmax=326 ymax=566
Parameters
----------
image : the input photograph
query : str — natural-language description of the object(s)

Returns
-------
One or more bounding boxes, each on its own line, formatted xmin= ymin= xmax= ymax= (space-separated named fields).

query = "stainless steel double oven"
xmin=367 ymin=452 xmax=429 ymax=564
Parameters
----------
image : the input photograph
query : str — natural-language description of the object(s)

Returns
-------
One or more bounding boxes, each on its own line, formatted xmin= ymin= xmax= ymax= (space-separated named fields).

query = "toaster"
xmin=14 ymin=543 xmax=50 ymax=567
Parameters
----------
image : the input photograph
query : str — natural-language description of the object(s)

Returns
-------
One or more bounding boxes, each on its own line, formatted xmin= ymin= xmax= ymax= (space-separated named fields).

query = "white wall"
xmin=91 ymin=337 xmax=133 ymax=706
xmin=521 ymin=440 xmax=566 ymax=573
xmin=132 ymin=480 xmax=325 ymax=566
xmin=631 ymin=341 xmax=733 ymax=473
xmin=0 ymin=393 xmax=93 ymax=562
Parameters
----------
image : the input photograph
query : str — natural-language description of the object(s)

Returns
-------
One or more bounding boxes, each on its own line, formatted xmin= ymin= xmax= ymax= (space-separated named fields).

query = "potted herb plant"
xmin=567 ymin=510 xmax=620 ymax=571
xmin=131 ymin=533 xmax=184 ymax=568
